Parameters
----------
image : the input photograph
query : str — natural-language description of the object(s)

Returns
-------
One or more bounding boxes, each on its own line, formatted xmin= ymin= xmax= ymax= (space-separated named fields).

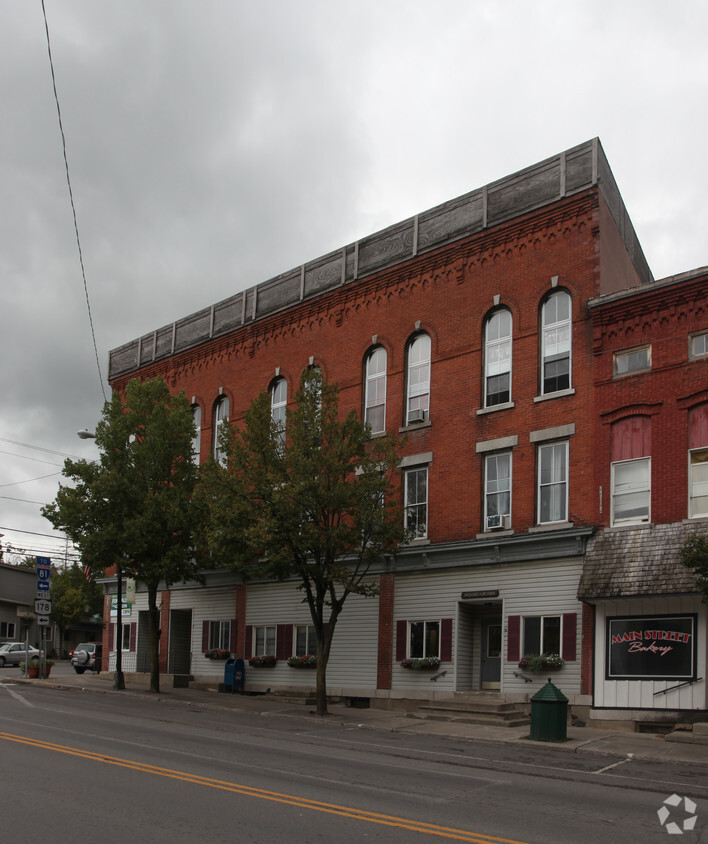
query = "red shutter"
xmin=230 ymin=619 xmax=238 ymax=653
xmin=689 ymin=404 xmax=708 ymax=449
xmin=276 ymin=624 xmax=292 ymax=660
xmin=562 ymin=613 xmax=577 ymax=661
xmin=507 ymin=615 xmax=520 ymax=661
xmin=244 ymin=625 xmax=253 ymax=658
xmin=440 ymin=618 xmax=453 ymax=661
xmin=201 ymin=620 xmax=209 ymax=653
xmin=129 ymin=623 xmax=137 ymax=652
xmin=109 ymin=622 xmax=115 ymax=651
xmin=395 ymin=620 xmax=407 ymax=661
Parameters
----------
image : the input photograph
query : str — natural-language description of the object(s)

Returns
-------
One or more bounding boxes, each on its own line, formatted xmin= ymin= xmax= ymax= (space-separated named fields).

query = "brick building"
xmin=106 ymin=138 xmax=706 ymax=723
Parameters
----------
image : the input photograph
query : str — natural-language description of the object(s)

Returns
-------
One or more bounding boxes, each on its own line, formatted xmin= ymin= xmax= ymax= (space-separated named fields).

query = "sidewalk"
xmin=9 ymin=668 xmax=708 ymax=767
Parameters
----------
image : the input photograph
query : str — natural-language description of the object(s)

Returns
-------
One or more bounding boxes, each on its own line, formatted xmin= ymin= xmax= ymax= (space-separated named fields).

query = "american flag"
xmin=84 ymin=565 xmax=92 ymax=582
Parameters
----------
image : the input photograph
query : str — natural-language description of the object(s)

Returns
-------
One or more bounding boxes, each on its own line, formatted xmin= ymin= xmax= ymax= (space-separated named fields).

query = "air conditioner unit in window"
xmin=408 ymin=408 xmax=426 ymax=424
xmin=486 ymin=514 xmax=511 ymax=530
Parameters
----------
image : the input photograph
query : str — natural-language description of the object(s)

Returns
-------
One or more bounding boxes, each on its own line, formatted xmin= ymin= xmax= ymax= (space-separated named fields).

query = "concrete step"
xmin=693 ymin=722 xmax=708 ymax=737
xmin=411 ymin=699 xmax=530 ymax=728
xmin=409 ymin=710 xmax=530 ymax=728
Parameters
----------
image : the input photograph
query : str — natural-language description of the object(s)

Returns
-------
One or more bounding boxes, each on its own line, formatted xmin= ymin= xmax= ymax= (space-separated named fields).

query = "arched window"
xmin=213 ymin=396 xmax=229 ymax=465
xmin=541 ymin=290 xmax=571 ymax=394
xmin=191 ymin=404 xmax=202 ymax=465
xmin=484 ymin=309 xmax=512 ymax=407
xmin=406 ymin=333 xmax=431 ymax=425
xmin=364 ymin=347 xmax=387 ymax=434
xmin=270 ymin=377 xmax=287 ymax=448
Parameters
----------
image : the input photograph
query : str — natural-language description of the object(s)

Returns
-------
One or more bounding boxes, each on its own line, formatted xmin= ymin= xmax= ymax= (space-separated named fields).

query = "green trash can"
xmin=529 ymin=679 xmax=568 ymax=741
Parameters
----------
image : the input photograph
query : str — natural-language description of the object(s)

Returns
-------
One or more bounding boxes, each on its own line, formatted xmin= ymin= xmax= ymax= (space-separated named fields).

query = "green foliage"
xmin=42 ymin=377 xmax=202 ymax=691
xmin=50 ymin=564 xmax=103 ymax=652
xmin=198 ymin=368 xmax=405 ymax=714
xmin=680 ymin=533 xmax=708 ymax=602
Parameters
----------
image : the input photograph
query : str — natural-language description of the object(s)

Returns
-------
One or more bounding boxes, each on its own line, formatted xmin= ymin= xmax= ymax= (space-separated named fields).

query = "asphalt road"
xmin=1 ymin=673 xmax=706 ymax=843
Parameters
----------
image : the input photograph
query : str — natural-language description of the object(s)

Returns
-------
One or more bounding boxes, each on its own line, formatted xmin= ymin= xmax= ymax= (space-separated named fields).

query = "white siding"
xmin=173 ymin=586 xmax=237 ymax=678
xmin=593 ymin=597 xmax=707 ymax=711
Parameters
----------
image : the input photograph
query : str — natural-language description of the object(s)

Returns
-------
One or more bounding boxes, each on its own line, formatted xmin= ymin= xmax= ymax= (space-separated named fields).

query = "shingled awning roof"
xmin=578 ymin=522 xmax=703 ymax=600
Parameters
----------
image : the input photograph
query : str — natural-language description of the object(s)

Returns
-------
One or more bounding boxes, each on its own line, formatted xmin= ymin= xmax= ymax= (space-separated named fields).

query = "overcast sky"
xmin=2 ymin=0 xmax=707 ymax=565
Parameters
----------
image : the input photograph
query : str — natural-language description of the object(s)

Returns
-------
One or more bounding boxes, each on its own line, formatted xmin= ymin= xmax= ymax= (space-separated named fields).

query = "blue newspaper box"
xmin=223 ymin=658 xmax=245 ymax=694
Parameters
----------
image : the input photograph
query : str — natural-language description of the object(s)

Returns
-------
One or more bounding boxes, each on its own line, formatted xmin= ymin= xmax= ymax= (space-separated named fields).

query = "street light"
xmin=77 ymin=428 xmax=124 ymax=690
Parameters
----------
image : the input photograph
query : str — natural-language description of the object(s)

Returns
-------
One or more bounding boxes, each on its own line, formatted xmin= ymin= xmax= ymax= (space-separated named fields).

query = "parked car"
xmin=70 ymin=642 xmax=102 ymax=674
xmin=0 ymin=642 xmax=41 ymax=667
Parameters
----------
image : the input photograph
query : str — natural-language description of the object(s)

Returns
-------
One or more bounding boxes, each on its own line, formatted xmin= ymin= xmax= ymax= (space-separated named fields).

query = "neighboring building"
xmin=0 ymin=562 xmax=41 ymax=648
xmin=579 ymin=268 xmax=708 ymax=724
xmin=106 ymin=139 xmax=706 ymax=723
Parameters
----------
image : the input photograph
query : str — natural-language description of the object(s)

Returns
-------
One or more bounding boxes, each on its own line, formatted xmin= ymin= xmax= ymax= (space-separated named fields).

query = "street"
xmin=1 ymin=669 xmax=706 ymax=843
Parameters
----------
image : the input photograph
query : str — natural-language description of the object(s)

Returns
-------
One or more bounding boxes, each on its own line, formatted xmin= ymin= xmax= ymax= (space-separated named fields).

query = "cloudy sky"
xmin=2 ymin=0 xmax=707 ymax=565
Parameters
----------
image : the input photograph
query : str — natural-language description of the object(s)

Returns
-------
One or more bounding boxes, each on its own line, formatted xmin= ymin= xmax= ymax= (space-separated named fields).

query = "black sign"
xmin=607 ymin=615 xmax=696 ymax=680
xmin=461 ymin=590 xmax=499 ymax=599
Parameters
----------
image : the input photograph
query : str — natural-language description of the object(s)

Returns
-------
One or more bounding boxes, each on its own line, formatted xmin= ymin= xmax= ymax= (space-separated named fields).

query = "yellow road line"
xmin=0 ymin=730 xmax=528 ymax=844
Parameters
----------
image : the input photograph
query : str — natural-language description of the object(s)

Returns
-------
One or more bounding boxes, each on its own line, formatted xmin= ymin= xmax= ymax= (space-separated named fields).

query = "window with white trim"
xmin=404 ymin=467 xmax=428 ymax=539
xmin=253 ymin=625 xmax=276 ymax=656
xmin=523 ymin=615 xmax=561 ymax=656
xmin=295 ymin=624 xmax=316 ymax=656
xmin=690 ymin=331 xmax=708 ymax=359
xmin=191 ymin=404 xmax=201 ymax=465
xmin=613 ymin=345 xmax=651 ymax=377
xmin=213 ymin=396 xmax=229 ymax=465
xmin=612 ymin=457 xmax=651 ymax=525
xmin=689 ymin=449 xmax=708 ymax=518
xmin=364 ymin=347 xmax=387 ymax=433
xmin=408 ymin=620 xmax=440 ymax=658
xmin=484 ymin=452 xmax=511 ymax=530
xmin=406 ymin=334 xmax=431 ymax=424
xmin=208 ymin=620 xmax=231 ymax=651
xmin=270 ymin=378 xmax=287 ymax=449
xmin=0 ymin=622 xmax=16 ymax=638
xmin=537 ymin=441 xmax=568 ymax=524
xmin=541 ymin=291 xmax=571 ymax=394
xmin=484 ymin=309 xmax=512 ymax=407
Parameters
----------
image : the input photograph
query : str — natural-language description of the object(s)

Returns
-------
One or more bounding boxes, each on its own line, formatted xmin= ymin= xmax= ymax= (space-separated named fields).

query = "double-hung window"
xmin=610 ymin=416 xmax=651 ymax=526
xmin=485 ymin=452 xmax=511 ymax=530
xmin=408 ymin=620 xmax=440 ymax=659
xmin=537 ymin=442 xmax=568 ymax=524
xmin=364 ymin=347 xmax=387 ymax=433
xmin=406 ymin=334 xmax=431 ymax=424
xmin=295 ymin=624 xmax=316 ymax=656
xmin=541 ymin=291 xmax=571 ymax=394
xmin=484 ymin=310 xmax=512 ymax=407
xmin=191 ymin=405 xmax=202 ymax=465
xmin=213 ymin=396 xmax=229 ymax=465
xmin=523 ymin=615 xmax=561 ymax=656
xmin=404 ymin=467 xmax=428 ymax=539
xmin=208 ymin=620 xmax=231 ymax=651
xmin=688 ymin=404 xmax=708 ymax=518
xmin=253 ymin=625 xmax=276 ymax=657
xmin=270 ymin=378 xmax=287 ymax=449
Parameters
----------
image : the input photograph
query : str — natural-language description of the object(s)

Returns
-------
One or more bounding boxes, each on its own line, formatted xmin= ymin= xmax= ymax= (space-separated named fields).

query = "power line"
xmin=40 ymin=0 xmax=107 ymax=404
xmin=0 ymin=437 xmax=83 ymax=460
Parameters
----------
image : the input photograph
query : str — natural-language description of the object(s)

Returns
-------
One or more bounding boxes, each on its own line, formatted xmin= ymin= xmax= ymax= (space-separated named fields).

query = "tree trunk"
xmin=147 ymin=586 xmax=161 ymax=693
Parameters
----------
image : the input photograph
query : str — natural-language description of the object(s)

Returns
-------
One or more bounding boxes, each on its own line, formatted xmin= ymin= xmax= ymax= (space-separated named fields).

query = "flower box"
xmin=287 ymin=654 xmax=317 ymax=668
xmin=204 ymin=649 xmax=231 ymax=660
xmin=400 ymin=657 xmax=441 ymax=671
xmin=518 ymin=653 xmax=564 ymax=672
xmin=249 ymin=655 xmax=276 ymax=668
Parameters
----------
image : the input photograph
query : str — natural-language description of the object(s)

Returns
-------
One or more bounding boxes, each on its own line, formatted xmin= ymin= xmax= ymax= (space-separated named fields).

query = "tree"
xmin=198 ymin=369 xmax=405 ymax=715
xmin=43 ymin=377 xmax=202 ymax=692
xmin=680 ymin=533 xmax=708 ymax=602
xmin=50 ymin=564 xmax=103 ymax=656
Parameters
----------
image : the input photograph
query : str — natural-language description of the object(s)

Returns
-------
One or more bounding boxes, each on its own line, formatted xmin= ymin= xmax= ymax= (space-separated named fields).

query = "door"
xmin=480 ymin=620 xmax=501 ymax=689
xmin=168 ymin=609 xmax=192 ymax=675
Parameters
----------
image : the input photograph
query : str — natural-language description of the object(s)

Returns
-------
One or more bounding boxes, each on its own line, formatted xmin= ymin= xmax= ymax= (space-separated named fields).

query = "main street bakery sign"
xmin=606 ymin=615 xmax=697 ymax=680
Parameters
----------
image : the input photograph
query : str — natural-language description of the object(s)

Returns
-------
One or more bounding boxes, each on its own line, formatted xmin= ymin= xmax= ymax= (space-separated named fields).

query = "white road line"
xmin=0 ymin=683 xmax=34 ymax=706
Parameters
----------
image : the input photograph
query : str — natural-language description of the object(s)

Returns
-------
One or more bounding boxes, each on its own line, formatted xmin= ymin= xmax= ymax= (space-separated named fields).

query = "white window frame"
xmin=408 ymin=620 xmax=440 ymax=659
xmin=213 ymin=396 xmax=229 ymax=465
xmin=613 ymin=345 xmax=651 ymax=377
xmin=0 ymin=622 xmax=16 ymax=638
xmin=522 ymin=615 xmax=561 ymax=656
xmin=253 ymin=625 xmax=276 ymax=657
xmin=270 ymin=378 xmax=287 ymax=448
xmin=690 ymin=331 xmax=708 ymax=360
xmin=114 ymin=624 xmax=131 ymax=652
xmin=484 ymin=451 xmax=511 ymax=530
xmin=611 ymin=457 xmax=651 ymax=526
xmin=294 ymin=624 xmax=316 ymax=656
xmin=406 ymin=334 xmax=431 ymax=424
xmin=208 ymin=620 xmax=231 ymax=651
xmin=689 ymin=448 xmax=708 ymax=519
xmin=541 ymin=291 xmax=571 ymax=395
xmin=191 ymin=404 xmax=202 ymax=465
xmin=365 ymin=347 xmax=387 ymax=434
xmin=537 ymin=441 xmax=568 ymax=524
xmin=404 ymin=466 xmax=428 ymax=539
xmin=484 ymin=309 xmax=512 ymax=407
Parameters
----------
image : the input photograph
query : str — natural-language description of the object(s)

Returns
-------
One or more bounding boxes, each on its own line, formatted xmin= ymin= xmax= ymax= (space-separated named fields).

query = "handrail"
xmin=653 ymin=677 xmax=703 ymax=696
xmin=513 ymin=671 xmax=534 ymax=684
